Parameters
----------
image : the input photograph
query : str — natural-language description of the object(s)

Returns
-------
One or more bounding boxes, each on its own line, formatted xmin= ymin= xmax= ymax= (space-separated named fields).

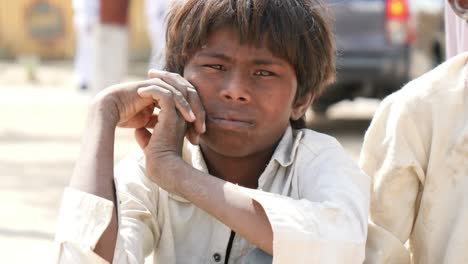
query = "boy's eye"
xmin=205 ymin=64 xmax=225 ymax=71
xmin=254 ymin=70 xmax=274 ymax=77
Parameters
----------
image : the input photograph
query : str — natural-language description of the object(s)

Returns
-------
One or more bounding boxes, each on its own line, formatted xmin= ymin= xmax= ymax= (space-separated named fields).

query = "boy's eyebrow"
xmin=251 ymin=58 xmax=285 ymax=66
xmin=197 ymin=51 xmax=287 ymax=66
xmin=196 ymin=52 xmax=232 ymax=62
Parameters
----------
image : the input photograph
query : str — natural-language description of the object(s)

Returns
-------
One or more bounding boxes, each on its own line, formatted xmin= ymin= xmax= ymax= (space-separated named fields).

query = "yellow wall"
xmin=0 ymin=0 xmax=150 ymax=59
xmin=128 ymin=0 xmax=152 ymax=60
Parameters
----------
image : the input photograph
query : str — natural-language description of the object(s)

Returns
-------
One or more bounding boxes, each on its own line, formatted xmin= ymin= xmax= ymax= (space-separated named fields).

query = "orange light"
xmin=386 ymin=0 xmax=409 ymax=20
xmin=391 ymin=2 xmax=404 ymax=16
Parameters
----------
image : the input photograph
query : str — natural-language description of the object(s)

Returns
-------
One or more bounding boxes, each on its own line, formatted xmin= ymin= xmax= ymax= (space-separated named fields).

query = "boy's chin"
xmin=199 ymin=136 xmax=261 ymax=158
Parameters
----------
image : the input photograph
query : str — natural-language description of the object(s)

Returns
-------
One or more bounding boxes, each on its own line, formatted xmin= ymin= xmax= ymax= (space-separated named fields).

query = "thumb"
xmin=135 ymin=128 xmax=152 ymax=149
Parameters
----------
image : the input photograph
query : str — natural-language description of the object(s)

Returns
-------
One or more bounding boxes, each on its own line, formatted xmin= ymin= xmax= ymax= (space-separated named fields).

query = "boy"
xmin=55 ymin=0 xmax=369 ymax=263
xmin=361 ymin=1 xmax=468 ymax=263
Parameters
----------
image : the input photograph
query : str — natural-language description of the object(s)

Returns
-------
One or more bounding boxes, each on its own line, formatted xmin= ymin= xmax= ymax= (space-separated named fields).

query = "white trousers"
xmin=145 ymin=0 xmax=168 ymax=70
xmin=90 ymin=24 xmax=128 ymax=95
xmin=146 ymin=17 xmax=166 ymax=70
xmin=74 ymin=22 xmax=96 ymax=87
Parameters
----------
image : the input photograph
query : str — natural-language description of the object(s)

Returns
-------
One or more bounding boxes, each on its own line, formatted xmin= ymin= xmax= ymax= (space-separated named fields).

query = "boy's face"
xmin=183 ymin=27 xmax=311 ymax=158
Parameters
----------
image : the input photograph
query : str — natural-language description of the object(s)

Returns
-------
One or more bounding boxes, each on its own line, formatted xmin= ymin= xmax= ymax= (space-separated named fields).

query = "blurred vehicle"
xmin=314 ymin=0 xmax=444 ymax=113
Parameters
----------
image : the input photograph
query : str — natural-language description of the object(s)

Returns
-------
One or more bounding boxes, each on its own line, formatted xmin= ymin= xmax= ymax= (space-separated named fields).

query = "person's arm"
xmin=67 ymin=97 xmax=120 ymax=261
xmin=359 ymin=97 xmax=429 ymax=264
xmin=55 ymin=75 xmax=206 ymax=263
xmin=55 ymin=154 xmax=160 ymax=264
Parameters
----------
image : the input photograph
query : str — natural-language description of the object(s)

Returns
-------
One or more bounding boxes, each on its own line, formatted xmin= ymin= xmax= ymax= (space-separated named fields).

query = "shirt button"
xmin=213 ymin=253 xmax=222 ymax=262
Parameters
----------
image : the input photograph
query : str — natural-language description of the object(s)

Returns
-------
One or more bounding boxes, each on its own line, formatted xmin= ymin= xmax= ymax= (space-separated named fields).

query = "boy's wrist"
xmin=148 ymin=153 xmax=188 ymax=196
xmin=88 ymin=94 xmax=120 ymax=128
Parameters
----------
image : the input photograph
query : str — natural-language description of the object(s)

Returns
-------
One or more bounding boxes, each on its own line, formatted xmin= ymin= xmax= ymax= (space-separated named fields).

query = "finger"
xmin=145 ymin=114 xmax=159 ymax=128
xmin=139 ymin=82 xmax=196 ymax=123
xmin=185 ymin=126 xmax=200 ymax=145
xmin=138 ymin=86 xmax=186 ymax=156
xmin=135 ymin=128 xmax=152 ymax=149
xmin=118 ymin=105 xmax=154 ymax=128
xmin=147 ymin=70 xmax=204 ymax=130
xmin=148 ymin=70 xmax=206 ymax=134
xmin=187 ymin=87 xmax=206 ymax=134
xmin=148 ymin=69 xmax=194 ymax=92
xmin=137 ymin=86 xmax=178 ymax=128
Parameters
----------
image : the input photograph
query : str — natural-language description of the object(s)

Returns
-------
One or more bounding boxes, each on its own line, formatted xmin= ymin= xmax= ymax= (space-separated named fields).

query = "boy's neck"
xmin=200 ymin=144 xmax=275 ymax=189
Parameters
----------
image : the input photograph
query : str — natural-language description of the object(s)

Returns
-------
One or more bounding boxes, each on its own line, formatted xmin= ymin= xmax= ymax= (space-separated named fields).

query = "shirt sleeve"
xmin=359 ymin=97 xmax=429 ymax=264
xmin=54 ymin=187 xmax=114 ymax=264
xmin=239 ymin=145 xmax=370 ymax=264
xmin=54 ymin=153 xmax=160 ymax=264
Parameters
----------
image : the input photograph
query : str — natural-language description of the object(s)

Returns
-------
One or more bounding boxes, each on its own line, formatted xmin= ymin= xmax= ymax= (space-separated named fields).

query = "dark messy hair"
xmin=165 ymin=0 xmax=336 ymax=129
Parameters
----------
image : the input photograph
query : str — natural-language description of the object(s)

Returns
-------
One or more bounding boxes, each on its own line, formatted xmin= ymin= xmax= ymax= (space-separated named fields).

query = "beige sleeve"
xmin=54 ymin=187 xmax=114 ymax=264
xmin=360 ymin=97 xmax=428 ymax=264
xmin=54 ymin=153 xmax=160 ymax=264
xmin=240 ymin=147 xmax=370 ymax=264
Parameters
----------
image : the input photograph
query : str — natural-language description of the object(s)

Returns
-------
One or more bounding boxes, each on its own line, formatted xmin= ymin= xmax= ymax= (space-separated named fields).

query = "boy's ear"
xmin=291 ymin=92 xmax=315 ymax=120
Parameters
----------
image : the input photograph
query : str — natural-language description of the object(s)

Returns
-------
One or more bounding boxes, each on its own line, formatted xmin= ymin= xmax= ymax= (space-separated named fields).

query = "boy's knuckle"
xmin=187 ymin=87 xmax=197 ymax=94
xmin=161 ymin=89 xmax=173 ymax=99
xmin=174 ymin=89 xmax=184 ymax=98
xmin=169 ymin=72 xmax=180 ymax=79
xmin=178 ymin=87 xmax=188 ymax=96
xmin=177 ymin=97 xmax=189 ymax=107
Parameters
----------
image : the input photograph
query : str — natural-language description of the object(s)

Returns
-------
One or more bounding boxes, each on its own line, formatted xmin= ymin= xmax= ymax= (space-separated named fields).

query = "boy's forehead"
xmin=197 ymin=27 xmax=277 ymax=58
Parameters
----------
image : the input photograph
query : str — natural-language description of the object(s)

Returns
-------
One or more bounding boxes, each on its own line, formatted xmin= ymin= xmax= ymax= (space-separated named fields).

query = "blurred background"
xmin=0 ymin=0 xmax=445 ymax=262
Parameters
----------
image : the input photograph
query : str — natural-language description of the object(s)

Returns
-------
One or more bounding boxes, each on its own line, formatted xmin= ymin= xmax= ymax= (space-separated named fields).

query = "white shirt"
xmin=72 ymin=0 xmax=99 ymax=26
xmin=361 ymin=52 xmax=468 ymax=264
xmin=55 ymin=126 xmax=370 ymax=263
xmin=144 ymin=0 xmax=169 ymax=18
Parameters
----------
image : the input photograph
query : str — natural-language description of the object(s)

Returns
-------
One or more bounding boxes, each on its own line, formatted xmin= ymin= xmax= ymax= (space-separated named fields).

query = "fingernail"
xmin=202 ymin=122 xmax=206 ymax=133
xmin=189 ymin=110 xmax=196 ymax=121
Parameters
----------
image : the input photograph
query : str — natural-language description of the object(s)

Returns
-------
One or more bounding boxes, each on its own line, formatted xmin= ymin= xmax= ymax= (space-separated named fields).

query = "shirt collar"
xmin=270 ymin=125 xmax=303 ymax=167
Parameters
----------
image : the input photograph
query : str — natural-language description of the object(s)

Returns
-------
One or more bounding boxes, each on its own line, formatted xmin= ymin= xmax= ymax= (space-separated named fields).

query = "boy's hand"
xmin=146 ymin=69 xmax=206 ymax=144
xmin=90 ymin=70 xmax=205 ymax=145
xmin=135 ymin=70 xmax=205 ymax=194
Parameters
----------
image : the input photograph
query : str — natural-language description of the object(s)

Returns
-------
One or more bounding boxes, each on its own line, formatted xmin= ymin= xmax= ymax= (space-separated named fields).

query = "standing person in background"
xmin=72 ymin=0 xmax=99 ymax=91
xmin=90 ymin=0 xmax=129 ymax=95
xmin=361 ymin=0 xmax=467 ymax=263
xmin=445 ymin=0 xmax=468 ymax=58
xmin=144 ymin=0 xmax=169 ymax=70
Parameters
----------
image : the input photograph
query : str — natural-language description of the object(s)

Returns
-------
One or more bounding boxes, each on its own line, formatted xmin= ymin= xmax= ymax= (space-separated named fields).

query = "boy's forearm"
xmin=171 ymin=158 xmax=273 ymax=255
xmin=69 ymin=100 xmax=119 ymax=262
xmin=70 ymin=100 xmax=118 ymax=198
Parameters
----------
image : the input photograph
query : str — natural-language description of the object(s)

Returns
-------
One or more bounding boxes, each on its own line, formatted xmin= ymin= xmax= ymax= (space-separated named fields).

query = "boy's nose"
xmin=219 ymin=71 xmax=252 ymax=103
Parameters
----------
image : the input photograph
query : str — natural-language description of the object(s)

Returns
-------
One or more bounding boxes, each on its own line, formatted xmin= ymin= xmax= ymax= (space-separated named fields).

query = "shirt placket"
xmin=207 ymin=218 xmax=232 ymax=264
xmin=226 ymin=233 xmax=255 ymax=264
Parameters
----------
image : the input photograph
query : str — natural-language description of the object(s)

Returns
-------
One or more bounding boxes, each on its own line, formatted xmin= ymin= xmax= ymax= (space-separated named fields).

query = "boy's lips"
xmin=207 ymin=113 xmax=255 ymax=130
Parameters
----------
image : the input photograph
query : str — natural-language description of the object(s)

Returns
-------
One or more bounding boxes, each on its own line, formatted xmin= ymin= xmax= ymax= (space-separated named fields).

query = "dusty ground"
xmin=0 ymin=60 xmax=378 ymax=263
